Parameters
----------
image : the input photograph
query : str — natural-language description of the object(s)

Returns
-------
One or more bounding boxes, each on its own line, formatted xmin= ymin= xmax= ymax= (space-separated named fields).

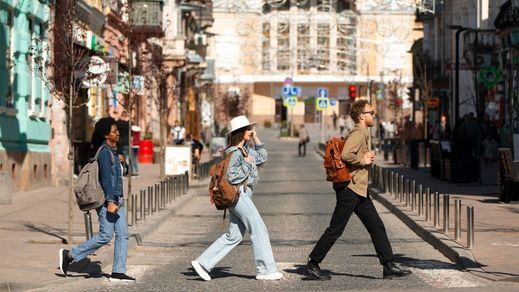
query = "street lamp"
xmin=447 ymin=25 xmax=470 ymax=123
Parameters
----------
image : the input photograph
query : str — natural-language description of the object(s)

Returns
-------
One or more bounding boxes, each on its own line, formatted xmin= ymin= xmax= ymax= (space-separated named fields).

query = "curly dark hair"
xmin=349 ymin=100 xmax=370 ymax=123
xmin=92 ymin=117 xmax=116 ymax=150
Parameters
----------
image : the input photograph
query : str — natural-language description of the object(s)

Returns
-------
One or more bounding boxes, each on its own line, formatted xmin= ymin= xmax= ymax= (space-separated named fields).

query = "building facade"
xmin=210 ymin=0 xmax=422 ymax=131
xmin=1 ymin=0 xmax=52 ymax=192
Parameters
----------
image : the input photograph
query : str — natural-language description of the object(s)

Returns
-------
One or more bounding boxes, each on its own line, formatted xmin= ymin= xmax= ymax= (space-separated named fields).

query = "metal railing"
xmin=372 ymin=164 xmax=475 ymax=249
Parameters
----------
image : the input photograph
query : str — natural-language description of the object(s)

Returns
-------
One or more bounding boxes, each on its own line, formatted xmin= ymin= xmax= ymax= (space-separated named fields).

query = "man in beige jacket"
xmin=305 ymin=100 xmax=411 ymax=280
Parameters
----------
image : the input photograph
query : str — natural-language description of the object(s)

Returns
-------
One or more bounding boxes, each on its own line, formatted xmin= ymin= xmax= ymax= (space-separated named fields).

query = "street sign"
xmin=283 ymin=85 xmax=302 ymax=97
xmin=316 ymin=97 xmax=329 ymax=111
xmin=287 ymin=96 xmax=297 ymax=107
xmin=330 ymin=98 xmax=337 ymax=106
xmin=317 ymin=88 xmax=328 ymax=98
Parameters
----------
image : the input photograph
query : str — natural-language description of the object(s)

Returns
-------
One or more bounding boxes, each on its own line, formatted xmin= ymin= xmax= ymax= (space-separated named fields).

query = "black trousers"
xmin=309 ymin=186 xmax=394 ymax=265
xmin=298 ymin=141 xmax=307 ymax=156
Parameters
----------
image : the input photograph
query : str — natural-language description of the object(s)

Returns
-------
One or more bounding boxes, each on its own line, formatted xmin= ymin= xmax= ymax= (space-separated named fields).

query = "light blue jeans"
xmin=197 ymin=188 xmax=278 ymax=275
xmin=70 ymin=204 xmax=128 ymax=273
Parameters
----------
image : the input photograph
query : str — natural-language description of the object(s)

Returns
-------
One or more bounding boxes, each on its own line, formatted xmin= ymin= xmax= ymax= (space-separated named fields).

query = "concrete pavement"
xmin=34 ymin=128 xmax=519 ymax=291
xmin=0 ymin=152 xmax=211 ymax=291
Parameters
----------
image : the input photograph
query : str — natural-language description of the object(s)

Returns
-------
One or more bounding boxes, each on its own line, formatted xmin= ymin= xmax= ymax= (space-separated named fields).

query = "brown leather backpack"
xmin=209 ymin=149 xmax=247 ymax=211
xmin=323 ymin=136 xmax=352 ymax=182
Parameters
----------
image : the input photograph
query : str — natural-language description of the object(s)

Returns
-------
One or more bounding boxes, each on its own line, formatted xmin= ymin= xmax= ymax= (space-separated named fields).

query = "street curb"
xmin=314 ymin=148 xmax=502 ymax=282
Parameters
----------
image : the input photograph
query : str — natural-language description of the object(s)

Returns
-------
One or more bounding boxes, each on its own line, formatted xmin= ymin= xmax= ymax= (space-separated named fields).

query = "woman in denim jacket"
xmin=58 ymin=118 xmax=135 ymax=282
xmin=191 ymin=116 xmax=283 ymax=281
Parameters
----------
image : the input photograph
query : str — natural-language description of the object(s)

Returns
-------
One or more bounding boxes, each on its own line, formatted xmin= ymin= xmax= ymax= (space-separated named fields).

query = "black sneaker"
xmin=109 ymin=273 xmax=136 ymax=282
xmin=59 ymin=248 xmax=72 ymax=276
xmin=383 ymin=261 xmax=412 ymax=279
xmin=305 ymin=260 xmax=331 ymax=280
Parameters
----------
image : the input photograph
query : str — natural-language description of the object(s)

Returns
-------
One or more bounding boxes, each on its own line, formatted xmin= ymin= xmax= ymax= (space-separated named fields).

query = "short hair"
xmin=92 ymin=117 xmax=116 ymax=149
xmin=349 ymin=100 xmax=370 ymax=123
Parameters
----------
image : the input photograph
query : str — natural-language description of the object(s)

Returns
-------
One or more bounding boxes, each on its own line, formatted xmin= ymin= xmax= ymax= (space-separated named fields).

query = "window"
xmin=277 ymin=22 xmax=290 ymax=71
xmin=337 ymin=0 xmax=351 ymax=13
xmin=39 ymin=23 xmax=46 ymax=116
xmin=316 ymin=24 xmax=330 ymax=71
xmin=27 ymin=17 xmax=36 ymax=114
xmin=262 ymin=23 xmax=271 ymax=71
xmin=317 ymin=0 xmax=332 ymax=12
xmin=4 ymin=9 xmax=14 ymax=107
xmin=297 ymin=23 xmax=310 ymax=71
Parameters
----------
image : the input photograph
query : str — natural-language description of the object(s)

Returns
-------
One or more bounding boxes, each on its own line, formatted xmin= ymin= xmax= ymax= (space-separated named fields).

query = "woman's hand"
xmin=252 ymin=129 xmax=261 ymax=144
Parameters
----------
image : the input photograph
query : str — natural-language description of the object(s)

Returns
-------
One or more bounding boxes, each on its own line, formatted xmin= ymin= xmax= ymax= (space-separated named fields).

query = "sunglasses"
xmin=362 ymin=111 xmax=375 ymax=116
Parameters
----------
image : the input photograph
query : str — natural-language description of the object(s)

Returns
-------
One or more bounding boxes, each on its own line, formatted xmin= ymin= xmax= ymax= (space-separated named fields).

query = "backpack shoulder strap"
xmin=94 ymin=145 xmax=115 ymax=163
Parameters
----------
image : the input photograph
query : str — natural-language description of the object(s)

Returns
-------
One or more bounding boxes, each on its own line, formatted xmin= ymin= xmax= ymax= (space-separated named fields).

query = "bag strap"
xmin=94 ymin=145 xmax=115 ymax=163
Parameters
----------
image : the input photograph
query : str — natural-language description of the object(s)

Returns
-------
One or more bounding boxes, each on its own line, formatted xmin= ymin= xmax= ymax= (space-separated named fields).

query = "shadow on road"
xmin=183 ymin=267 xmax=255 ymax=280
xmin=283 ymin=264 xmax=380 ymax=280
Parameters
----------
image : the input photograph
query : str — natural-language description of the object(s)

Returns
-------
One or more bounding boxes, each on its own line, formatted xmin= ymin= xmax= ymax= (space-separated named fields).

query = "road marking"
xmin=491 ymin=242 xmax=519 ymax=247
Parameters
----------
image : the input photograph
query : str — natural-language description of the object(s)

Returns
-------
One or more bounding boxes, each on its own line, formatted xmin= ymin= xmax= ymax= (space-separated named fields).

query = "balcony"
xmin=76 ymin=0 xmax=106 ymax=36
xmin=163 ymin=38 xmax=186 ymax=61
xmin=131 ymin=0 xmax=164 ymax=37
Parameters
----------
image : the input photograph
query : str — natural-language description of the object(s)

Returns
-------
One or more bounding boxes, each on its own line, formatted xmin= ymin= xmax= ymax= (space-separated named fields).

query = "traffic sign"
xmin=317 ymin=88 xmax=328 ymax=98
xmin=316 ymin=97 xmax=329 ymax=111
xmin=283 ymin=85 xmax=302 ymax=97
xmin=287 ymin=96 xmax=297 ymax=107
xmin=330 ymin=98 xmax=337 ymax=106
xmin=282 ymin=85 xmax=291 ymax=97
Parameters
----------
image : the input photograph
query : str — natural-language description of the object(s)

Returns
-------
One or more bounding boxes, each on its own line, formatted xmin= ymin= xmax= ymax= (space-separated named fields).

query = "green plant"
xmin=143 ymin=132 xmax=153 ymax=140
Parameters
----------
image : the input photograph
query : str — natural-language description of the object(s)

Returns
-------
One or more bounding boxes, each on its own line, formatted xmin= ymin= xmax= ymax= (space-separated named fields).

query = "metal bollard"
xmin=389 ymin=171 xmax=393 ymax=196
xmin=418 ymin=184 xmax=423 ymax=216
xmin=125 ymin=197 xmax=129 ymax=223
xmin=140 ymin=190 xmax=144 ymax=220
xmin=467 ymin=206 xmax=474 ymax=248
xmin=434 ymin=192 xmax=440 ymax=227
xmin=84 ymin=211 xmax=93 ymax=240
xmin=185 ymin=171 xmax=189 ymax=192
xmin=405 ymin=179 xmax=410 ymax=206
xmin=443 ymin=194 xmax=450 ymax=233
xmin=425 ymin=188 xmax=431 ymax=221
xmin=155 ymin=183 xmax=159 ymax=211
xmin=132 ymin=194 xmax=137 ymax=226
xmin=454 ymin=199 xmax=462 ymax=241
xmin=400 ymin=174 xmax=405 ymax=202
xmin=148 ymin=186 xmax=152 ymax=215
xmin=411 ymin=180 xmax=416 ymax=211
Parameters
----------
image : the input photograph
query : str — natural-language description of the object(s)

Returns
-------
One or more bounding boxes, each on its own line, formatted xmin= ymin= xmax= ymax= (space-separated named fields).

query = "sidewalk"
xmin=0 ymin=154 xmax=211 ymax=291
xmin=371 ymin=156 xmax=519 ymax=282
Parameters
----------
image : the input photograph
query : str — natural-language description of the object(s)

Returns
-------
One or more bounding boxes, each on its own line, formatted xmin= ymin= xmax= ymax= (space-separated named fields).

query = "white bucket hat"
xmin=131 ymin=125 xmax=141 ymax=132
xmin=228 ymin=116 xmax=256 ymax=135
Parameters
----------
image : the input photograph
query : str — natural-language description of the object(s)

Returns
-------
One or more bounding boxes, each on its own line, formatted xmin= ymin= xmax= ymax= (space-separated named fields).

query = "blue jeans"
xmin=197 ymin=188 xmax=278 ymax=275
xmin=70 ymin=204 xmax=129 ymax=273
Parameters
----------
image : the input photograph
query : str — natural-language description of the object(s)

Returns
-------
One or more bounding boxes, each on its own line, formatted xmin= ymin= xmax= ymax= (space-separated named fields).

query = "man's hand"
xmin=107 ymin=201 xmax=118 ymax=214
xmin=362 ymin=151 xmax=375 ymax=166
xmin=118 ymin=154 xmax=125 ymax=163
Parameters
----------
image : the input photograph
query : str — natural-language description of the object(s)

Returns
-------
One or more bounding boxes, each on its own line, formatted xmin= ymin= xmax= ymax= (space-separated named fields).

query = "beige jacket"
xmin=341 ymin=125 xmax=370 ymax=197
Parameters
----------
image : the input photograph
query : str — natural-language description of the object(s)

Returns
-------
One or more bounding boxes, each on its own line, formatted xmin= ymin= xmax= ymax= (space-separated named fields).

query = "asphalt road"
xmin=38 ymin=129 xmax=519 ymax=292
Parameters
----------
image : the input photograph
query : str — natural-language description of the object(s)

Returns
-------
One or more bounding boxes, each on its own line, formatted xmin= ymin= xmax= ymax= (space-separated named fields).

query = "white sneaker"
xmin=256 ymin=272 xmax=284 ymax=280
xmin=191 ymin=260 xmax=211 ymax=281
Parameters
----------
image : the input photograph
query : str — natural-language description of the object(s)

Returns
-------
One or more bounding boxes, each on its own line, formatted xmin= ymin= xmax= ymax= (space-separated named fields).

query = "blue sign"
xmin=330 ymin=98 xmax=337 ymax=106
xmin=283 ymin=85 xmax=302 ymax=97
xmin=317 ymin=88 xmax=328 ymax=98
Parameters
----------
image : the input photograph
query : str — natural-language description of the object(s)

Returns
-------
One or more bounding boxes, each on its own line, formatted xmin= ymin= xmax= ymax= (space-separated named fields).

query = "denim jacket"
xmin=98 ymin=143 xmax=123 ymax=204
xmin=226 ymin=143 xmax=268 ymax=191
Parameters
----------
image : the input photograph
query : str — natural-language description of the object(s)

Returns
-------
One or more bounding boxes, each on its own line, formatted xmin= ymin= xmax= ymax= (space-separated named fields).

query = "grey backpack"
xmin=74 ymin=145 xmax=113 ymax=211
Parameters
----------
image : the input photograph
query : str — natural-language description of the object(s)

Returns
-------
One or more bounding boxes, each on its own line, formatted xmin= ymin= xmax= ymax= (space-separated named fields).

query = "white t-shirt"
xmin=171 ymin=126 xmax=186 ymax=140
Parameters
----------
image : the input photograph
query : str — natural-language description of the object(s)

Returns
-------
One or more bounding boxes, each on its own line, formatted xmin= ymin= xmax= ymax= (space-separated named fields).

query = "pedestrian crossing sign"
xmin=287 ymin=96 xmax=297 ymax=107
xmin=316 ymin=97 xmax=329 ymax=111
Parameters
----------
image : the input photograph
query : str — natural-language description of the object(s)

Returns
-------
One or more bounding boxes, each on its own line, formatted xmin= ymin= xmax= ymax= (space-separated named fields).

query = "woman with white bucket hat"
xmin=191 ymin=115 xmax=283 ymax=281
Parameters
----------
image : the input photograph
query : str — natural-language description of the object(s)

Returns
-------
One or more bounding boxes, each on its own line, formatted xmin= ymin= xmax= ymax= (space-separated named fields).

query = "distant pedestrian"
xmin=332 ymin=111 xmax=338 ymax=130
xmin=186 ymin=133 xmax=204 ymax=178
xmin=305 ymin=100 xmax=411 ymax=280
xmin=191 ymin=116 xmax=283 ymax=281
xmin=131 ymin=125 xmax=141 ymax=176
xmin=338 ymin=115 xmax=346 ymax=135
xmin=298 ymin=124 xmax=310 ymax=157
xmin=482 ymin=136 xmax=497 ymax=167
xmin=169 ymin=120 xmax=186 ymax=145
xmin=59 ymin=118 xmax=135 ymax=282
